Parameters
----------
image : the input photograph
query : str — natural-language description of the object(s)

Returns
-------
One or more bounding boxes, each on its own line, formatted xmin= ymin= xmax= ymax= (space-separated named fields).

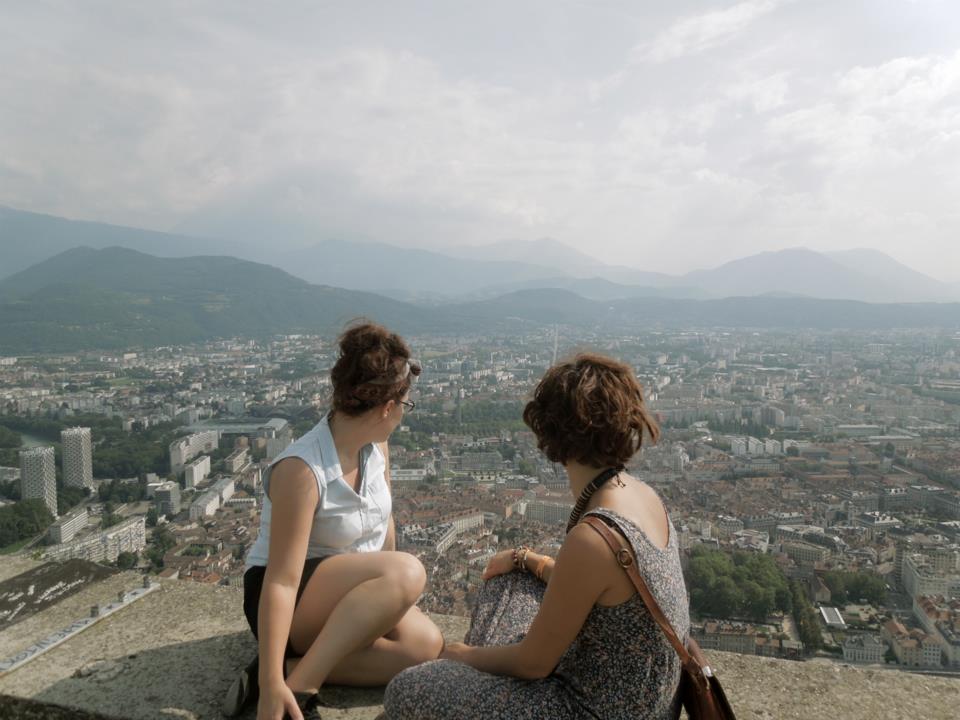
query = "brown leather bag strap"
xmin=582 ymin=515 xmax=692 ymax=666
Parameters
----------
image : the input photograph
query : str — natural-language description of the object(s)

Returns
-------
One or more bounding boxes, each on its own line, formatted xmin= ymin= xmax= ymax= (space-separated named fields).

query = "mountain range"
xmin=1 ymin=246 xmax=959 ymax=353
xmin=3 ymin=205 xmax=958 ymax=304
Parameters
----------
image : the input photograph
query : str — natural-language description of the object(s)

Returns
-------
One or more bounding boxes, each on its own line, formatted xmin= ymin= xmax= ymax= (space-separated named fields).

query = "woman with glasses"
xmin=383 ymin=353 xmax=690 ymax=720
xmin=224 ymin=321 xmax=443 ymax=720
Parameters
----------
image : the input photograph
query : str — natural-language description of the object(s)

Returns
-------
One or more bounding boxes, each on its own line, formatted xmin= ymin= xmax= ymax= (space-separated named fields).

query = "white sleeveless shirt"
xmin=245 ymin=415 xmax=392 ymax=568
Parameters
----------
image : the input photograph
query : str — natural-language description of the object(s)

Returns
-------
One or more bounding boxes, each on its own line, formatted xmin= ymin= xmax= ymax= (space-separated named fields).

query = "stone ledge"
xmin=0 ymin=572 xmax=958 ymax=719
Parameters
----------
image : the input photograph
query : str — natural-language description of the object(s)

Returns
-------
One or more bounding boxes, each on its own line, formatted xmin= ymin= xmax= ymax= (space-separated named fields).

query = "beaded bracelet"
xmin=512 ymin=545 xmax=530 ymax=572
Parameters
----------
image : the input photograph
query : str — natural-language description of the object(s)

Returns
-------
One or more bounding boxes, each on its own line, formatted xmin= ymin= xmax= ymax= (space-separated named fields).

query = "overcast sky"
xmin=2 ymin=1 xmax=960 ymax=279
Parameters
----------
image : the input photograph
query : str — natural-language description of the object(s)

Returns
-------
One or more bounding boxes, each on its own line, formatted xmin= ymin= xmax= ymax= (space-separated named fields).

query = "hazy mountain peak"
xmin=825 ymin=247 xmax=952 ymax=301
xmin=443 ymin=236 xmax=605 ymax=270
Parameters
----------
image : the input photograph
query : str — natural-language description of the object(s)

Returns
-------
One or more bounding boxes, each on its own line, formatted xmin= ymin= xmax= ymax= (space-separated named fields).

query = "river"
xmin=18 ymin=432 xmax=53 ymax=449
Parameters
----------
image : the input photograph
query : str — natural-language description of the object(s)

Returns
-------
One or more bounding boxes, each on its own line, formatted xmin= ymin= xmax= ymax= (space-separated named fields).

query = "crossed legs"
xmin=283 ymin=551 xmax=444 ymax=693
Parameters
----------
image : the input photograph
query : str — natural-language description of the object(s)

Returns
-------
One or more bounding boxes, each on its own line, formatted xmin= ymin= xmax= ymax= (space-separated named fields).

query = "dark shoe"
xmin=287 ymin=691 xmax=324 ymax=719
xmin=222 ymin=654 xmax=259 ymax=717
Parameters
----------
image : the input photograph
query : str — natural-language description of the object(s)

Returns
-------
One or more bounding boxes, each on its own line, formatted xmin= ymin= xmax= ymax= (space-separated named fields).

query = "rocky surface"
xmin=0 ymin=563 xmax=958 ymax=719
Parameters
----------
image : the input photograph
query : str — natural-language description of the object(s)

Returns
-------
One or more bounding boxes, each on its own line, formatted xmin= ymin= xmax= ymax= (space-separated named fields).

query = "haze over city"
xmin=3 ymin=1 xmax=960 ymax=280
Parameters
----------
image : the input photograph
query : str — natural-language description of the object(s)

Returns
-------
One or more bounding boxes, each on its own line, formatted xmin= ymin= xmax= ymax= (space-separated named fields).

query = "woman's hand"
xmin=439 ymin=641 xmax=472 ymax=664
xmin=482 ymin=550 xmax=516 ymax=580
xmin=258 ymin=681 xmax=302 ymax=720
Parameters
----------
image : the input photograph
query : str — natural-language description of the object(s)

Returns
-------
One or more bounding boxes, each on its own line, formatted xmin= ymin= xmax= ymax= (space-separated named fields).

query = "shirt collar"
xmin=317 ymin=414 xmax=344 ymax=482
xmin=319 ymin=414 xmax=379 ymax=484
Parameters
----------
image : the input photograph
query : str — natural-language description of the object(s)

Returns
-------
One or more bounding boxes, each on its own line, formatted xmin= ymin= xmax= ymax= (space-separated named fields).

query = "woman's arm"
xmin=378 ymin=442 xmax=396 ymax=551
xmin=444 ymin=524 xmax=615 ymax=679
xmin=258 ymin=459 xmax=319 ymax=688
xmin=481 ymin=548 xmax=555 ymax=583
xmin=520 ymin=550 xmax=555 ymax=584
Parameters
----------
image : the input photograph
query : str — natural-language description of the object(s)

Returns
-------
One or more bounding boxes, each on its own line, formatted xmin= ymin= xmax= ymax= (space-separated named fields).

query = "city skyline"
xmin=3 ymin=2 xmax=960 ymax=280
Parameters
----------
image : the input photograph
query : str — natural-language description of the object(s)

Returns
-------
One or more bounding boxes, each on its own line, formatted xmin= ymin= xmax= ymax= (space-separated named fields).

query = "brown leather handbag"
xmin=582 ymin=515 xmax=737 ymax=720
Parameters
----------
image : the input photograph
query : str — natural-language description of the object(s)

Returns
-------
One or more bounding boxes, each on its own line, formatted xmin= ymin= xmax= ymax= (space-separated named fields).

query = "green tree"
xmin=0 ymin=426 xmax=21 ymax=448
xmin=711 ymin=577 xmax=745 ymax=618
xmin=0 ymin=499 xmax=54 ymax=547
xmin=822 ymin=570 xmax=886 ymax=606
xmin=0 ymin=479 xmax=21 ymax=501
xmin=517 ymin=459 xmax=537 ymax=476
xmin=790 ymin=581 xmax=822 ymax=652
xmin=145 ymin=526 xmax=176 ymax=571
xmin=57 ymin=486 xmax=89 ymax=515
xmin=116 ymin=551 xmax=138 ymax=569
xmin=687 ymin=547 xmax=791 ymax=622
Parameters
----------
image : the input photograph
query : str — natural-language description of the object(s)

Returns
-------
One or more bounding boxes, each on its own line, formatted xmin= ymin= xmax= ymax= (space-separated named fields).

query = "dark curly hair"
xmin=330 ymin=320 xmax=421 ymax=416
xmin=522 ymin=353 xmax=659 ymax=467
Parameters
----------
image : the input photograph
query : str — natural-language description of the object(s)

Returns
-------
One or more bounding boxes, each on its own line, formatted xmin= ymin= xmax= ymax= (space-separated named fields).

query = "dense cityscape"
xmin=2 ymin=328 xmax=960 ymax=675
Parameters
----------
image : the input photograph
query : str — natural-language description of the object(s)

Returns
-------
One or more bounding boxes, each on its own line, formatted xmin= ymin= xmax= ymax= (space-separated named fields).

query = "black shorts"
xmin=242 ymin=556 xmax=326 ymax=659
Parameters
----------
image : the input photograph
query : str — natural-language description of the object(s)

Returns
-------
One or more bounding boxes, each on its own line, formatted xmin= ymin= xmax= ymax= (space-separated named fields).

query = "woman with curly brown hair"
xmin=224 ymin=322 xmax=443 ymax=720
xmin=383 ymin=353 xmax=690 ymax=720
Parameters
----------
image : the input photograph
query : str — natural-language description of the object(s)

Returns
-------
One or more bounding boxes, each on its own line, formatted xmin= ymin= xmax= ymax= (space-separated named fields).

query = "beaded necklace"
xmin=566 ymin=465 xmax=625 ymax=534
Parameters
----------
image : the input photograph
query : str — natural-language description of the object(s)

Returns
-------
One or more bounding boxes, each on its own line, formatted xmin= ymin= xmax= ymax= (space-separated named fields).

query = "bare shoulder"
xmin=561 ymin=522 xmax=619 ymax=569
xmin=631 ymin=480 xmax=671 ymax=550
xmin=267 ymin=457 xmax=318 ymax=505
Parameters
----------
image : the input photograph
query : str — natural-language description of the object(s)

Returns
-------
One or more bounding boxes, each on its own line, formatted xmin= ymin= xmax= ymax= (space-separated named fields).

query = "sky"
xmin=2 ymin=0 xmax=960 ymax=280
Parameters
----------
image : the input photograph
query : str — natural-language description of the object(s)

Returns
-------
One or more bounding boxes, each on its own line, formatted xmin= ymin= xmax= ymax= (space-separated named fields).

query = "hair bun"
xmin=330 ymin=320 xmax=417 ymax=416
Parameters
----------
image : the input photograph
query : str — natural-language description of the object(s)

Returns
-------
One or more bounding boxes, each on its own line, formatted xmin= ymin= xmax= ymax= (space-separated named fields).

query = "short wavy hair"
xmin=522 ymin=353 xmax=659 ymax=467
xmin=330 ymin=320 xmax=421 ymax=416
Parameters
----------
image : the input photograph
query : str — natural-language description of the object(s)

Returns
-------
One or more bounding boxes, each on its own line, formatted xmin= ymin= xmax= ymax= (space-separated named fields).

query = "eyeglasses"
xmin=400 ymin=399 xmax=416 ymax=412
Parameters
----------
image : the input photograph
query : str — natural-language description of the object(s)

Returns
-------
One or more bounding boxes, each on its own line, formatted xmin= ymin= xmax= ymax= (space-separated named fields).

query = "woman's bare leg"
xmin=284 ymin=551 xmax=442 ymax=693
xmin=285 ymin=606 xmax=442 ymax=686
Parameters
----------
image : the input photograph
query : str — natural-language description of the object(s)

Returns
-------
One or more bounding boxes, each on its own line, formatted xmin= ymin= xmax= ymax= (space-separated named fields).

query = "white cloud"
xmin=1 ymin=2 xmax=960 ymax=281
xmin=726 ymin=73 xmax=790 ymax=112
xmin=636 ymin=0 xmax=787 ymax=63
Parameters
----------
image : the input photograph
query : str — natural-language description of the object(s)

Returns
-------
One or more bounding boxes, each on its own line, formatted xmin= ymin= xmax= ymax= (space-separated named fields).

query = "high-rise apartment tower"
xmin=20 ymin=446 xmax=57 ymax=517
xmin=61 ymin=427 xmax=93 ymax=488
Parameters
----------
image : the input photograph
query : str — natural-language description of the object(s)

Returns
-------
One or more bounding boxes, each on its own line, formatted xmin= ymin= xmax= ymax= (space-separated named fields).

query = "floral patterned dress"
xmin=383 ymin=508 xmax=690 ymax=720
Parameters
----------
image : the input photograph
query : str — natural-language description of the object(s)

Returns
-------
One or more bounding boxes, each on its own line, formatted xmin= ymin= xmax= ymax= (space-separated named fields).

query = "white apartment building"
xmin=155 ymin=481 xmax=181 ymax=517
xmin=61 ymin=427 xmax=93 ymax=488
xmin=48 ymin=508 xmax=89 ymax=544
xmin=266 ymin=435 xmax=293 ymax=462
xmin=44 ymin=516 xmax=146 ymax=563
xmin=903 ymin=554 xmax=960 ymax=598
xmin=442 ymin=510 xmax=485 ymax=535
xmin=224 ymin=448 xmax=250 ymax=474
xmin=211 ymin=477 xmax=235 ymax=505
xmin=184 ymin=455 xmax=211 ymax=488
xmin=20 ymin=446 xmax=57 ymax=517
xmin=524 ymin=501 xmax=574 ymax=525
xmin=764 ymin=439 xmax=782 ymax=456
xmin=190 ymin=491 xmax=221 ymax=520
xmin=391 ymin=468 xmax=428 ymax=484
xmin=169 ymin=431 xmax=219 ymax=473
